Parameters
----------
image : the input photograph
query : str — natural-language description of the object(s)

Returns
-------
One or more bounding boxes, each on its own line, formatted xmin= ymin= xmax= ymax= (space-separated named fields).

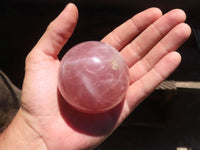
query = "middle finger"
xmin=120 ymin=9 xmax=186 ymax=67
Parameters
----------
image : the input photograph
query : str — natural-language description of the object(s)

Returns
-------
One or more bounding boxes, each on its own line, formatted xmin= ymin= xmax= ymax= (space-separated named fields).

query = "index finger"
xmin=101 ymin=8 xmax=162 ymax=50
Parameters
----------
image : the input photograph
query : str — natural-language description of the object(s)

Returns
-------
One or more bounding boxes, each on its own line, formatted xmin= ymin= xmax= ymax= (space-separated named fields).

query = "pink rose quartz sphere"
xmin=58 ymin=41 xmax=129 ymax=113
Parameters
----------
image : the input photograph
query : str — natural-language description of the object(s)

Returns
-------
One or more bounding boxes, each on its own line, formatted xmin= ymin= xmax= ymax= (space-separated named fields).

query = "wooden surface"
xmin=157 ymin=81 xmax=200 ymax=90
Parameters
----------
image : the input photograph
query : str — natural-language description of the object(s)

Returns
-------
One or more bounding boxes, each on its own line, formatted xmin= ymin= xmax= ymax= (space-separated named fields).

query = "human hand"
xmin=0 ymin=3 xmax=191 ymax=150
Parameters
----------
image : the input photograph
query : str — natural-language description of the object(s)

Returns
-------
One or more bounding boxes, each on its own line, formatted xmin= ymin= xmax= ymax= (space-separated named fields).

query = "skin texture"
xmin=0 ymin=3 xmax=191 ymax=150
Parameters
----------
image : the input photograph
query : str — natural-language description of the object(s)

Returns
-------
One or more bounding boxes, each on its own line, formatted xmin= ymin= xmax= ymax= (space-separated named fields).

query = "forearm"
xmin=0 ymin=108 xmax=47 ymax=150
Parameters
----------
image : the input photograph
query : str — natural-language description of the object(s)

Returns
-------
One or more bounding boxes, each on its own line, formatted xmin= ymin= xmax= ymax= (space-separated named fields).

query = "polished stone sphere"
xmin=58 ymin=41 xmax=129 ymax=113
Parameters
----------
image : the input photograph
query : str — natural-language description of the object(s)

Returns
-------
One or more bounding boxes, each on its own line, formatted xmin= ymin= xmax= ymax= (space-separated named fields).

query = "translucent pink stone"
xmin=58 ymin=41 xmax=129 ymax=113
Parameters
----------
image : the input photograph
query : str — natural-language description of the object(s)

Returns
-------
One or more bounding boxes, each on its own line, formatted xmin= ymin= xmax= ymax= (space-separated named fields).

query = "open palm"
xmin=17 ymin=3 xmax=191 ymax=150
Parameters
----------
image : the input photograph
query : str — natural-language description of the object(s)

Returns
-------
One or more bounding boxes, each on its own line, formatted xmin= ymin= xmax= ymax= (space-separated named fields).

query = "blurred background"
xmin=0 ymin=0 xmax=200 ymax=149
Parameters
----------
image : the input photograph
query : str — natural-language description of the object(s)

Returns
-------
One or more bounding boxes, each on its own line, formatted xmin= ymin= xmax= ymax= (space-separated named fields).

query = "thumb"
xmin=31 ymin=3 xmax=79 ymax=58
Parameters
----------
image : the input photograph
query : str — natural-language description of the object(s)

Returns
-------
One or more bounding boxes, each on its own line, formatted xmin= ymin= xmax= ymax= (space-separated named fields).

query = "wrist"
xmin=0 ymin=108 xmax=47 ymax=150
